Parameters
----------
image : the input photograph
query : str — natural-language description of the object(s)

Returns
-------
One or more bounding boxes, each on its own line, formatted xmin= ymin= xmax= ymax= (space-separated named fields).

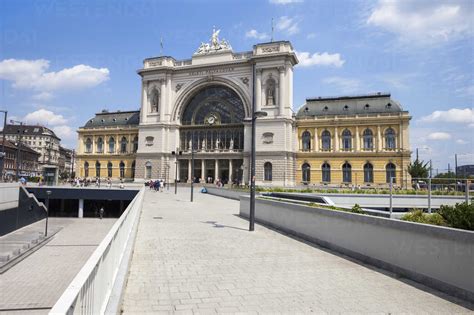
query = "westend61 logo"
xmin=188 ymin=67 xmax=234 ymax=77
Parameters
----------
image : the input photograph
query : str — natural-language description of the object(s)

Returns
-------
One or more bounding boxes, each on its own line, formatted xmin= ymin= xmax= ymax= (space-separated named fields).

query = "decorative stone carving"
xmin=240 ymin=77 xmax=249 ymax=87
xmin=195 ymin=28 xmax=232 ymax=55
xmin=262 ymin=132 xmax=274 ymax=144
xmin=175 ymin=83 xmax=183 ymax=92
xmin=147 ymin=59 xmax=162 ymax=67
xmin=262 ymin=46 xmax=280 ymax=53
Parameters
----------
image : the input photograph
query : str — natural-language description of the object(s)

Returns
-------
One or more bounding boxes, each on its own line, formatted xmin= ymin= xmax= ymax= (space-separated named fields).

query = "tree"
xmin=407 ymin=158 xmax=429 ymax=179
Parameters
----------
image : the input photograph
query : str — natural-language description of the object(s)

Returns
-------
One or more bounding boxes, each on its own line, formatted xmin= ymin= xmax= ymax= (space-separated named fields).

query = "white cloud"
xmin=367 ymin=0 xmax=474 ymax=44
xmin=32 ymin=91 xmax=54 ymax=101
xmin=306 ymin=33 xmax=316 ymax=39
xmin=276 ymin=16 xmax=300 ymax=35
xmin=269 ymin=0 xmax=303 ymax=4
xmin=24 ymin=109 xmax=67 ymax=126
xmin=296 ymin=51 xmax=345 ymax=67
xmin=322 ymin=77 xmax=361 ymax=93
xmin=456 ymin=139 xmax=467 ymax=145
xmin=427 ymin=132 xmax=451 ymax=140
xmin=0 ymin=59 xmax=109 ymax=96
xmin=419 ymin=108 xmax=474 ymax=124
xmin=245 ymin=29 xmax=269 ymax=40
xmin=52 ymin=125 xmax=75 ymax=140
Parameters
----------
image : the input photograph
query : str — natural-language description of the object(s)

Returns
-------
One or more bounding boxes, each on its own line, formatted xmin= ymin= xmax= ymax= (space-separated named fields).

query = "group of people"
xmin=71 ymin=177 xmax=125 ymax=189
xmin=148 ymin=179 xmax=165 ymax=192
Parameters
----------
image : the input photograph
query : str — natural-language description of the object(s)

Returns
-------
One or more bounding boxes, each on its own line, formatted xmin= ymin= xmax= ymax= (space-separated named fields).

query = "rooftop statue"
xmin=195 ymin=28 xmax=232 ymax=55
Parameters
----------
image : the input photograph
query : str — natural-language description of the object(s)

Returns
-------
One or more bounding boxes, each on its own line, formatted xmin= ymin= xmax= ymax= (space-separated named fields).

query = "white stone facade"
xmin=135 ymin=36 xmax=298 ymax=186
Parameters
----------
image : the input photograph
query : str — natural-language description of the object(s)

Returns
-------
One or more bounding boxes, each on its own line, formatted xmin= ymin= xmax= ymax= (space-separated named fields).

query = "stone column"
xmin=377 ymin=125 xmax=382 ymax=151
xmin=314 ymin=127 xmax=319 ymax=152
xmin=201 ymin=159 xmax=205 ymax=182
xmin=229 ymin=159 xmax=233 ymax=183
xmin=160 ymin=79 xmax=166 ymax=121
xmin=188 ymin=159 xmax=192 ymax=183
xmin=78 ymin=199 xmax=84 ymax=218
xmin=141 ymin=83 xmax=147 ymax=122
xmin=399 ymin=122 xmax=403 ymax=151
xmin=334 ymin=127 xmax=339 ymax=152
xmin=215 ymin=159 xmax=219 ymax=182
xmin=278 ymin=66 xmax=285 ymax=116
xmin=167 ymin=75 xmax=172 ymax=121
xmin=256 ymin=69 xmax=262 ymax=111
xmin=355 ymin=126 xmax=360 ymax=151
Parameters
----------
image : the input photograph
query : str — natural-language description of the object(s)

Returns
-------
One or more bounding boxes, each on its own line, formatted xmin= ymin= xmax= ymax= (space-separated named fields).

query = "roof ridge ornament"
xmin=195 ymin=27 xmax=232 ymax=55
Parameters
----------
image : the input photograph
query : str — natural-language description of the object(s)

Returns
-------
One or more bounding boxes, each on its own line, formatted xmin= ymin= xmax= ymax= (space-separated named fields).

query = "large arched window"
xmin=342 ymin=162 xmax=352 ymax=183
xmin=95 ymin=161 xmax=101 ymax=177
xmin=84 ymin=161 xmax=89 ymax=177
xmin=302 ymin=163 xmax=311 ymax=182
xmin=322 ymin=130 xmax=331 ymax=151
xmin=108 ymin=137 xmax=115 ymax=153
xmin=96 ymin=138 xmax=103 ymax=153
xmin=120 ymin=137 xmax=128 ymax=153
xmin=385 ymin=128 xmax=396 ymax=150
xmin=322 ymin=162 xmax=331 ymax=183
xmin=85 ymin=138 xmax=92 ymax=153
xmin=302 ymin=130 xmax=311 ymax=152
xmin=264 ymin=162 xmax=272 ymax=181
xmin=364 ymin=163 xmax=374 ymax=183
xmin=342 ymin=129 xmax=352 ymax=151
xmin=149 ymin=87 xmax=159 ymax=113
xmin=265 ymin=78 xmax=276 ymax=106
xmin=119 ymin=161 xmax=125 ymax=178
xmin=145 ymin=161 xmax=152 ymax=179
xmin=133 ymin=136 xmax=138 ymax=153
xmin=131 ymin=161 xmax=136 ymax=178
xmin=363 ymin=128 xmax=373 ymax=150
xmin=107 ymin=162 xmax=113 ymax=178
xmin=386 ymin=163 xmax=396 ymax=183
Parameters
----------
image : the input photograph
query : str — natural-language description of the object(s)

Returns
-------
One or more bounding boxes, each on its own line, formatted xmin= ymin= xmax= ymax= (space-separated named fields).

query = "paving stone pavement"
xmin=120 ymin=189 xmax=473 ymax=314
xmin=0 ymin=217 xmax=115 ymax=314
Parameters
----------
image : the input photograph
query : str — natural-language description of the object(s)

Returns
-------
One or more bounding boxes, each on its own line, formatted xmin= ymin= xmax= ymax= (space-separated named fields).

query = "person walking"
xmin=99 ymin=206 xmax=105 ymax=219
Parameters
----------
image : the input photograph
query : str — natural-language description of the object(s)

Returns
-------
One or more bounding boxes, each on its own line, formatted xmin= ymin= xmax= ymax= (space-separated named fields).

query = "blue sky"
xmin=0 ymin=0 xmax=473 ymax=172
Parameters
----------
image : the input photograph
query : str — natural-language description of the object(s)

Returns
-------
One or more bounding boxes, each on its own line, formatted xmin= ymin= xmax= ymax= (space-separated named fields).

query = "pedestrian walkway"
xmin=0 ymin=218 xmax=115 ymax=314
xmin=121 ymin=189 xmax=472 ymax=314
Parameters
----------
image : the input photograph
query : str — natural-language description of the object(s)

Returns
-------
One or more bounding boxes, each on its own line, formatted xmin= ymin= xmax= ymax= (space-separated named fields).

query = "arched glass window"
xmin=264 ymin=162 xmax=272 ymax=181
xmin=363 ymin=128 xmax=373 ymax=150
xmin=120 ymin=137 xmax=128 ymax=153
xmin=385 ymin=128 xmax=396 ymax=150
xmin=149 ymin=87 xmax=159 ymax=113
xmin=96 ymin=138 xmax=103 ymax=153
xmin=108 ymin=137 xmax=115 ymax=153
xmin=302 ymin=163 xmax=311 ymax=182
xmin=322 ymin=130 xmax=331 ymax=151
xmin=266 ymin=78 xmax=276 ymax=106
xmin=364 ymin=163 xmax=374 ymax=183
xmin=119 ymin=161 xmax=125 ymax=178
xmin=322 ymin=163 xmax=331 ymax=183
xmin=302 ymin=131 xmax=311 ymax=152
xmin=342 ymin=162 xmax=352 ymax=183
xmin=386 ymin=163 xmax=396 ymax=183
xmin=145 ymin=161 xmax=152 ymax=179
xmin=95 ymin=161 xmax=101 ymax=177
xmin=131 ymin=161 xmax=136 ymax=178
xmin=133 ymin=136 xmax=138 ymax=152
xmin=85 ymin=138 xmax=92 ymax=153
xmin=84 ymin=161 xmax=89 ymax=177
xmin=342 ymin=129 xmax=352 ymax=151
xmin=107 ymin=162 xmax=113 ymax=177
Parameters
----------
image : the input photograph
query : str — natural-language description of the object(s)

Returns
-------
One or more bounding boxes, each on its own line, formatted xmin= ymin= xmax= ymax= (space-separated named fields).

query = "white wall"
xmin=0 ymin=183 xmax=19 ymax=211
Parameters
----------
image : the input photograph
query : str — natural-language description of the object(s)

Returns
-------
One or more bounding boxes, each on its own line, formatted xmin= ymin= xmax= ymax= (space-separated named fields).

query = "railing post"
xmin=389 ymin=176 xmax=393 ymax=217
xmin=428 ymin=177 xmax=432 ymax=214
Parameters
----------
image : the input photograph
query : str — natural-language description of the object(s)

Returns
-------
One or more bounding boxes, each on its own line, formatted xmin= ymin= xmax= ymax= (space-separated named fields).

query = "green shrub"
xmin=350 ymin=204 xmax=365 ymax=214
xmin=437 ymin=202 xmax=474 ymax=231
xmin=401 ymin=209 xmax=447 ymax=227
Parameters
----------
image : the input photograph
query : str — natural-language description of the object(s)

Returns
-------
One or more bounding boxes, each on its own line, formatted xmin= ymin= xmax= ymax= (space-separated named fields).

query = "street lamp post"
xmin=248 ymin=63 xmax=268 ymax=232
xmin=45 ymin=190 xmax=52 ymax=237
xmin=191 ymin=132 xmax=195 ymax=202
xmin=171 ymin=148 xmax=182 ymax=194
xmin=0 ymin=110 xmax=7 ymax=182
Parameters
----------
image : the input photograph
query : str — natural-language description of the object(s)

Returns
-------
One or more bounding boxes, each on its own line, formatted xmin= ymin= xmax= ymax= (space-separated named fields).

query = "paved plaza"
xmin=0 ymin=218 xmax=115 ymax=314
xmin=121 ymin=189 xmax=473 ymax=314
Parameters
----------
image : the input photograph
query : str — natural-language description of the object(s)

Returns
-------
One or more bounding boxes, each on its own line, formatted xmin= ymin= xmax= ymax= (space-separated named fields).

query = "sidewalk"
xmin=120 ymin=189 xmax=472 ymax=314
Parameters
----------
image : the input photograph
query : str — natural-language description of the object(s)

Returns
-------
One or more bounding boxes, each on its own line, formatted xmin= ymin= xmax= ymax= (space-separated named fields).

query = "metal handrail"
xmin=49 ymin=187 xmax=145 ymax=314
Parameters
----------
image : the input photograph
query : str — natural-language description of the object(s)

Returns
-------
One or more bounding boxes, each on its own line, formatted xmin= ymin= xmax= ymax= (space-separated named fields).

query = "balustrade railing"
xmin=49 ymin=187 xmax=145 ymax=315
